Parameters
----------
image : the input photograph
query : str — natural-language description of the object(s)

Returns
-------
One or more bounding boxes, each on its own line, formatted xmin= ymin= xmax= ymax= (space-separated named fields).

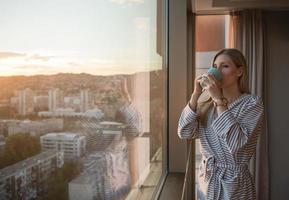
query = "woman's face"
xmin=213 ymin=54 xmax=243 ymax=89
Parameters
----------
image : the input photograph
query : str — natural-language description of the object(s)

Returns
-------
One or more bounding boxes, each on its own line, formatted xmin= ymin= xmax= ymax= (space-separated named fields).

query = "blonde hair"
xmin=197 ymin=48 xmax=249 ymax=126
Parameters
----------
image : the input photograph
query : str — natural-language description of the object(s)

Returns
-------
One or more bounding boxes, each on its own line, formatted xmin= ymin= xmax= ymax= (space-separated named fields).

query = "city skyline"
xmin=0 ymin=0 xmax=162 ymax=76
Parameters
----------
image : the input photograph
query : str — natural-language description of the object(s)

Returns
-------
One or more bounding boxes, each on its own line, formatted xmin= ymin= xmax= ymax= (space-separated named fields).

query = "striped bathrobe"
xmin=178 ymin=94 xmax=264 ymax=200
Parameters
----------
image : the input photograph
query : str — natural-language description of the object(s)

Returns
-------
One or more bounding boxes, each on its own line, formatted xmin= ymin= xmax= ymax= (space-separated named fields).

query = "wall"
xmin=168 ymin=0 xmax=189 ymax=172
xmin=195 ymin=15 xmax=227 ymax=79
xmin=196 ymin=15 xmax=225 ymax=52
xmin=264 ymin=11 xmax=289 ymax=200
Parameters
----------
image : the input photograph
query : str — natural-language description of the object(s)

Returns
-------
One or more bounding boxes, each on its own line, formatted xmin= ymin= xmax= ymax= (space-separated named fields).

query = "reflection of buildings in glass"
xmin=40 ymin=133 xmax=86 ymax=161
xmin=0 ymin=151 xmax=64 ymax=200
xmin=69 ymin=173 xmax=100 ymax=200
xmin=98 ymin=121 xmax=125 ymax=135
xmin=97 ymin=120 xmax=150 ymax=192
xmin=78 ymin=120 xmax=125 ymax=152
xmin=18 ymin=88 xmax=34 ymax=116
xmin=68 ymin=121 xmax=133 ymax=200
xmin=48 ymin=88 xmax=62 ymax=112
xmin=69 ymin=138 xmax=131 ymax=200
xmin=119 ymin=74 xmax=149 ymax=135
xmin=117 ymin=103 xmax=143 ymax=137
xmin=113 ymin=75 xmax=151 ymax=188
xmin=69 ymin=153 xmax=107 ymax=200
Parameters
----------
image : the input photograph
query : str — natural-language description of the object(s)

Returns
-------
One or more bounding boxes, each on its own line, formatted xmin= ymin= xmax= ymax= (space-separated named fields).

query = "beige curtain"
xmin=229 ymin=10 xmax=269 ymax=200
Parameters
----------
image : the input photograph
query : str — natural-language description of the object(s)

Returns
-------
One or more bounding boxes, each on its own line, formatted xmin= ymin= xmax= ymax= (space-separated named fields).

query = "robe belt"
xmin=203 ymin=156 xmax=248 ymax=182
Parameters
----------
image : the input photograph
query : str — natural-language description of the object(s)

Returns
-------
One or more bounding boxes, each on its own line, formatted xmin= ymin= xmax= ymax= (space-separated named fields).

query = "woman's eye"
xmin=222 ymin=65 xmax=229 ymax=68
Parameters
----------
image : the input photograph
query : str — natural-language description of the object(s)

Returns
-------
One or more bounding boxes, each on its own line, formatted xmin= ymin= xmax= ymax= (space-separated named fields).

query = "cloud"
xmin=67 ymin=59 xmax=115 ymax=67
xmin=67 ymin=62 xmax=82 ymax=67
xmin=12 ymin=63 xmax=84 ymax=75
xmin=109 ymin=0 xmax=144 ymax=5
xmin=0 ymin=51 xmax=52 ymax=62
xmin=28 ymin=54 xmax=52 ymax=62
xmin=0 ymin=50 xmax=144 ymax=76
xmin=0 ymin=52 xmax=26 ymax=59
xmin=10 ymin=65 xmax=48 ymax=70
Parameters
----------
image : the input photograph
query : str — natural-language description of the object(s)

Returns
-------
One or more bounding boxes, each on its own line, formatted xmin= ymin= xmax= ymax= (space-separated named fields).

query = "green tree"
xmin=46 ymin=170 xmax=68 ymax=200
xmin=0 ymin=133 xmax=41 ymax=169
xmin=46 ymin=161 xmax=83 ymax=200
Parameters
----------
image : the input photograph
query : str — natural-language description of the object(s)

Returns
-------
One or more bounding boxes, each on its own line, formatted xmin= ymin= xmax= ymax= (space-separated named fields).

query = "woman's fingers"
xmin=206 ymin=74 xmax=215 ymax=83
xmin=193 ymin=75 xmax=204 ymax=94
xmin=196 ymin=75 xmax=203 ymax=81
xmin=201 ymin=77 xmax=210 ymax=86
xmin=207 ymin=74 xmax=221 ymax=87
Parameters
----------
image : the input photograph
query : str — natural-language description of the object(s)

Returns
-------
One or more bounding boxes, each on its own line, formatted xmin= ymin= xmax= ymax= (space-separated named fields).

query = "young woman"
xmin=178 ymin=48 xmax=264 ymax=200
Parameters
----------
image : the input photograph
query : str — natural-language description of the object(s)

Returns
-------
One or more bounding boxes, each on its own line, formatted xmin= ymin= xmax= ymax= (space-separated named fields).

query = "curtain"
xmin=229 ymin=10 xmax=269 ymax=200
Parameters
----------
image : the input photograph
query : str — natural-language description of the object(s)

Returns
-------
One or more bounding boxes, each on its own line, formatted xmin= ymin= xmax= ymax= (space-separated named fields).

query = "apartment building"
xmin=0 ymin=151 xmax=64 ymax=200
xmin=40 ymin=133 xmax=86 ymax=160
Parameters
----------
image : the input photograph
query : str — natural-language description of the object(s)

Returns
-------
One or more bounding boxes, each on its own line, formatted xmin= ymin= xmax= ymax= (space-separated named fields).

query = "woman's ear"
xmin=237 ymin=66 xmax=244 ymax=77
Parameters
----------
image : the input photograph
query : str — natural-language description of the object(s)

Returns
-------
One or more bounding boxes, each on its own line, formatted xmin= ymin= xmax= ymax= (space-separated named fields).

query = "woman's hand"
xmin=189 ymin=75 xmax=203 ymax=111
xmin=193 ymin=75 xmax=203 ymax=95
xmin=202 ymin=73 xmax=223 ymax=100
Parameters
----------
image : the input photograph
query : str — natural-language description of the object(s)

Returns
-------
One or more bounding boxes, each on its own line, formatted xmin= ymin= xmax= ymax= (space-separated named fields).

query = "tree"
xmin=0 ymin=133 xmax=41 ymax=169
xmin=46 ymin=160 xmax=83 ymax=200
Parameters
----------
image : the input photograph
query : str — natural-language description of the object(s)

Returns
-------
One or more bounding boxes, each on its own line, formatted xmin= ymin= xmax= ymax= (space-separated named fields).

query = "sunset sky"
xmin=0 ymin=0 xmax=161 ymax=76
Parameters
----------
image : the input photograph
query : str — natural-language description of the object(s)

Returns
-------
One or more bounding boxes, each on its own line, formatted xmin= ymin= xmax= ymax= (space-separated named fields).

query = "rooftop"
xmin=41 ymin=133 xmax=85 ymax=140
xmin=0 ymin=151 xmax=61 ymax=180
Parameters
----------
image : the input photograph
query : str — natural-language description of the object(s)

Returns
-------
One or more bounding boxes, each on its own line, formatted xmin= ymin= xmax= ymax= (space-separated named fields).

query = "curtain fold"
xmin=229 ymin=10 xmax=269 ymax=200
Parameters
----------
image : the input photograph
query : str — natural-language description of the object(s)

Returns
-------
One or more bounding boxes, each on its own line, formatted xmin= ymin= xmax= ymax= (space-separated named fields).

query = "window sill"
xmin=125 ymin=147 xmax=163 ymax=200
xmin=158 ymin=173 xmax=185 ymax=200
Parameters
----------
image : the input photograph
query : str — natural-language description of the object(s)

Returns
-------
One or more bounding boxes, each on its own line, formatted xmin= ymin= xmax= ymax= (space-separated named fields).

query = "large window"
xmin=0 ymin=0 xmax=167 ymax=199
xmin=195 ymin=15 xmax=229 ymax=200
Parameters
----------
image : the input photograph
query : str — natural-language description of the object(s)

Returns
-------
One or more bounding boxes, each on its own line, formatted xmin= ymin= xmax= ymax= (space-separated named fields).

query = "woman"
xmin=178 ymin=48 xmax=264 ymax=200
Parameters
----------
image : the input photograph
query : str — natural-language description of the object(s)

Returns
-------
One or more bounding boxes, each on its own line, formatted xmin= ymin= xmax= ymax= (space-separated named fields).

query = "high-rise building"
xmin=48 ymin=88 xmax=62 ymax=112
xmin=18 ymin=88 xmax=34 ymax=116
xmin=0 ymin=151 xmax=64 ymax=200
xmin=40 ymin=133 xmax=86 ymax=160
xmin=80 ymin=89 xmax=89 ymax=112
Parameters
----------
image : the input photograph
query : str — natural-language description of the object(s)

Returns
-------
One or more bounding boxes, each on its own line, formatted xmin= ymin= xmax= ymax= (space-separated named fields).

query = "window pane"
xmin=0 ymin=0 xmax=166 ymax=200
xmin=195 ymin=15 xmax=229 ymax=200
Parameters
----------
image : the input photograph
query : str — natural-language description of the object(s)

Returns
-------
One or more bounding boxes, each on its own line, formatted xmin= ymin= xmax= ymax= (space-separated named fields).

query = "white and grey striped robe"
xmin=178 ymin=94 xmax=264 ymax=200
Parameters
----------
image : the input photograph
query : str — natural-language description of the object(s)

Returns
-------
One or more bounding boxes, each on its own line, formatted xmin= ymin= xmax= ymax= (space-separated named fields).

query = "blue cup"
xmin=200 ymin=67 xmax=222 ymax=88
xmin=208 ymin=67 xmax=222 ymax=81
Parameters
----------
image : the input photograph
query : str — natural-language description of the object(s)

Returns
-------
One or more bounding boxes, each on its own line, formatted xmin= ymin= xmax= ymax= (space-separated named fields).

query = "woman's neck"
xmin=222 ymin=85 xmax=242 ymax=103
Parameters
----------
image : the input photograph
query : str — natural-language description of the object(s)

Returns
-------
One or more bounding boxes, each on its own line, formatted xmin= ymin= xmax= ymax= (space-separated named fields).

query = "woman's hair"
xmin=197 ymin=48 xmax=249 ymax=125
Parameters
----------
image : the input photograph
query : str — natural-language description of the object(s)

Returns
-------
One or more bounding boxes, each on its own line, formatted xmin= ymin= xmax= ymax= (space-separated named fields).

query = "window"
xmin=195 ymin=14 xmax=230 ymax=200
xmin=0 ymin=0 xmax=167 ymax=199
